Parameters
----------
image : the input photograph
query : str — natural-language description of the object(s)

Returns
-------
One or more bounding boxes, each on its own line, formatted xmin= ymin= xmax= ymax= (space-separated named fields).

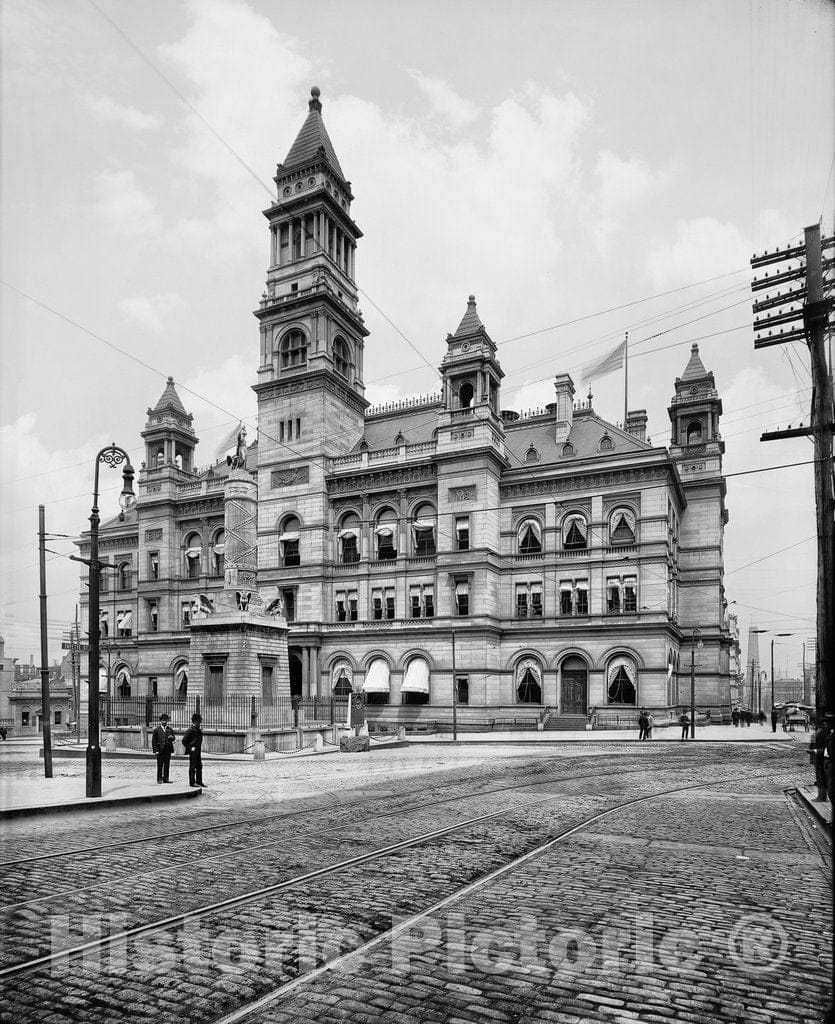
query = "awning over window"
xmin=185 ymin=547 xmax=202 ymax=558
xmin=331 ymin=661 xmax=353 ymax=690
xmin=412 ymin=519 xmax=435 ymax=531
xmin=362 ymin=659 xmax=391 ymax=694
xmin=454 ymin=581 xmax=469 ymax=596
xmin=607 ymin=656 xmax=637 ymax=686
xmin=575 ymin=579 xmax=589 ymax=591
xmin=455 ymin=518 xmax=469 ymax=533
xmin=401 ymin=658 xmax=430 ymax=694
xmin=612 ymin=509 xmax=636 ymax=533
xmin=279 ymin=531 xmax=299 ymax=542
xmin=213 ymin=543 xmax=225 ymax=554
xmin=338 ymin=528 xmax=358 ymax=539
xmin=518 ymin=520 xmax=542 ymax=542
xmin=115 ymin=667 xmax=130 ymax=684
xmin=515 ymin=658 xmax=542 ymax=684
xmin=117 ymin=612 xmax=132 ymax=629
xmin=374 ymin=525 xmax=394 ymax=536
xmin=564 ymin=514 xmax=587 ymax=539
xmin=559 ymin=581 xmax=573 ymax=591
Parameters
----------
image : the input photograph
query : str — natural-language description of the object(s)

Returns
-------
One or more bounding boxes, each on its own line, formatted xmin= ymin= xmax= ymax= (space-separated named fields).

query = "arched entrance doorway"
xmin=560 ymin=655 xmax=588 ymax=714
xmin=288 ymin=649 xmax=303 ymax=700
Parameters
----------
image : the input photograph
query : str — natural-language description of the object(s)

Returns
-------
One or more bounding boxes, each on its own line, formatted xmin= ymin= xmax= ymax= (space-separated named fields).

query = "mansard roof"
xmin=503 ymin=408 xmax=651 ymax=466
xmin=151 ymin=377 xmax=188 ymax=417
xmin=280 ymin=87 xmax=345 ymax=180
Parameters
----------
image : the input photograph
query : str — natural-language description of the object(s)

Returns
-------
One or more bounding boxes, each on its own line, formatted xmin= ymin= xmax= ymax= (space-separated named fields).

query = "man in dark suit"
xmin=181 ymin=713 xmax=206 ymax=788
xmin=151 ymin=713 xmax=176 ymax=784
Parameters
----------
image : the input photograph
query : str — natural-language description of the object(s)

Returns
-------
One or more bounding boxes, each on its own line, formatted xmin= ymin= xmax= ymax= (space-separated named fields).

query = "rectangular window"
xmin=296 ymin=418 xmax=301 ymax=439
xmin=261 ymin=664 xmax=275 ymax=706
xmin=624 ymin=576 xmax=637 ymax=613
xmin=206 ymin=664 xmax=224 ymax=705
xmin=279 ymin=421 xmax=285 ymax=443
xmin=187 ymin=555 xmax=200 ymax=579
xmin=385 ymin=591 xmax=395 ymax=620
xmin=148 ymin=601 xmax=159 ymax=633
xmin=607 ymin=579 xmax=621 ymax=614
xmin=455 ymin=516 xmax=470 ymax=551
xmin=515 ymin=586 xmax=528 ymax=618
xmin=424 ymin=587 xmax=434 ymax=618
xmin=372 ymin=590 xmax=383 ymax=620
xmin=341 ymin=534 xmax=359 ymax=563
xmin=148 ymin=552 xmax=159 ymax=581
xmin=348 ymin=592 xmax=358 ymax=621
xmin=281 ymin=588 xmax=296 ymax=622
xmin=410 ymin=588 xmax=421 ymax=619
xmin=455 ymin=675 xmax=469 ymax=705
xmin=335 ymin=593 xmax=346 ymax=622
xmin=117 ymin=610 xmax=132 ymax=638
xmin=100 ymin=611 xmax=109 ymax=638
xmin=21 ymin=711 xmax=29 ymax=727
xmin=282 ymin=539 xmax=300 ymax=567
xmin=576 ymin=581 xmax=589 ymax=616
xmin=181 ymin=601 xmax=191 ymax=628
xmin=149 ymin=676 xmax=158 ymax=698
xmin=377 ymin=533 xmax=397 ymax=560
xmin=54 ymin=709 xmax=62 ymax=725
xmin=455 ymin=584 xmax=469 ymax=617
xmin=531 ymin=586 xmax=543 ymax=618
xmin=559 ymin=583 xmax=573 ymax=616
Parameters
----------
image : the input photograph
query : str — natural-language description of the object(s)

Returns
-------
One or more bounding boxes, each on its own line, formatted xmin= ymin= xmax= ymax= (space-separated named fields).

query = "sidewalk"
xmin=408 ymin=723 xmax=800 ymax=743
xmin=0 ymin=775 xmax=200 ymax=819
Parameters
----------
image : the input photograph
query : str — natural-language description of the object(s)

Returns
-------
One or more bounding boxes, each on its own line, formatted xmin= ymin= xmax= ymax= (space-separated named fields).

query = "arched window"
xmin=333 ymin=336 xmax=350 ymax=378
xmin=459 ymin=381 xmax=474 ymax=409
xmin=515 ymin=659 xmax=542 ymax=704
xmin=401 ymin=657 xmax=430 ymax=706
xmin=184 ymin=534 xmax=202 ymax=578
xmin=599 ymin=435 xmax=614 ymax=451
xmin=155 ymin=449 xmax=165 ymax=467
xmin=607 ymin=656 xmax=637 ymax=705
xmin=562 ymin=514 xmax=588 ymax=550
xmin=117 ymin=562 xmax=131 ymax=591
xmin=686 ymin=421 xmax=703 ymax=444
xmin=518 ymin=519 xmax=542 ymax=554
xmin=115 ymin=667 xmax=131 ymax=698
xmin=332 ymin=661 xmax=353 ymax=697
xmin=338 ymin=512 xmax=360 ymax=564
xmin=279 ymin=329 xmax=307 ymax=370
xmin=395 ymin=432 xmax=406 ymax=446
xmin=212 ymin=530 xmax=225 ymax=575
xmin=412 ymin=503 xmax=436 ymax=556
xmin=561 ymin=443 xmax=575 ymax=458
xmin=525 ymin=446 xmax=540 ymax=464
xmin=375 ymin=508 xmax=397 ymax=561
xmin=280 ymin=515 xmax=301 ymax=566
xmin=174 ymin=664 xmax=189 ymax=700
xmin=610 ymin=509 xmax=636 ymax=545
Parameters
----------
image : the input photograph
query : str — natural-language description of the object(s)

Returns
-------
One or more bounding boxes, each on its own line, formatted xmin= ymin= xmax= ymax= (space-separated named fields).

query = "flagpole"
xmin=623 ymin=331 xmax=628 ymax=425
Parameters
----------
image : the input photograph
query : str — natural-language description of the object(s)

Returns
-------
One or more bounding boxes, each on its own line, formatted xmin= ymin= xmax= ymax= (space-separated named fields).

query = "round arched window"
xmin=686 ymin=421 xmax=703 ymax=444
xmin=333 ymin=336 xmax=350 ymax=378
xmin=280 ymin=515 xmax=301 ymax=567
xmin=412 ymin=503 xmax=436 ymax=556
xmin=279 ymin=330 xmax=307 ymax=369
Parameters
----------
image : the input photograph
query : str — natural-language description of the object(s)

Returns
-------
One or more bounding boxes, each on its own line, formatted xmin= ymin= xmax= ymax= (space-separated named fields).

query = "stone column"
xmin=301 ymin=647 xmax=310 ymax=698
xmin=311 ymin=649 xmax=320 ymax=698
xmin=361 ymin=493 xmax=371 ymax=561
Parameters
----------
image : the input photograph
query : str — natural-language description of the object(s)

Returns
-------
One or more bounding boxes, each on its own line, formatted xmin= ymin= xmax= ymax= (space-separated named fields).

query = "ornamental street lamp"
xmin=690 ymin=628 xmax=703 ymax=739
xmin=86 ymin=445 xmax=135 ymax=798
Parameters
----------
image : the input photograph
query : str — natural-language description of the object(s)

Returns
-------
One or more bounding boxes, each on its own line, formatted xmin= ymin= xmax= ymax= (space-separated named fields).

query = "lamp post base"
xmin=86 ymin=744 xmax=102 ymax=798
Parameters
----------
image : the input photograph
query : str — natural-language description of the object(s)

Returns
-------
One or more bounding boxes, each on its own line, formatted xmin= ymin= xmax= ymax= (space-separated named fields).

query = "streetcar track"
xmin=0 ymin=764 xmax=781 ymax=983
xmin=0 ymin=758 xmax=699 ymax=910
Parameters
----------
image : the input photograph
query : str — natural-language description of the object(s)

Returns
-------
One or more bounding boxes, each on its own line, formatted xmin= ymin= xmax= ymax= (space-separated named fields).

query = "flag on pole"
xmin=215 ymin=421 xmax=243 ymax=460
xmin=581 ymin=339 xmax=627 ymax=383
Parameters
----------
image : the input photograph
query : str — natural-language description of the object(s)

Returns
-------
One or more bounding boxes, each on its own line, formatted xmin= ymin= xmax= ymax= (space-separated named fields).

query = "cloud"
xmin=119 ymin=294 xmax=187 ymax=333
xmin=590 ymin=150 xmax=669 ymax=253
xmin=646 ymin=217 xmax=750 ymax=288
xmin=407 ymin=69 xmax=478 ymax=128
xmin=85 ymin=95 xmax=162 ymax=131
xmin=96 ymin=169 xmax=162 ymax=236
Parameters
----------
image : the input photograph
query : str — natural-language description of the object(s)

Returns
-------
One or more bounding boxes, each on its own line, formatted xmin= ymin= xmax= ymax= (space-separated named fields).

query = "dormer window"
xmin=599 ymin=434 xmax=614 ymax=451
xmin=561 ymin=443 xmax=575 ymax=458
xmin=525 ymin=446 xmax=540 ymax=464
xmin=280 ymin=329 xmax=307 ymax=370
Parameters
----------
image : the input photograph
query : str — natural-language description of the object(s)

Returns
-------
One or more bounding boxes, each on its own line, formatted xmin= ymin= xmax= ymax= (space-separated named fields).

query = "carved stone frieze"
xmin=326 ymin=464 xmax=437 ymax=494
xmin=451 ymin=429 xmax=474 ymax=440
xmin=177 ymin=498 xmax=224 ymax=517
xmin=448 ymin=486 xmax=476 ymax=502
xmin=144 ymin=529 xmax=163 ymax=541
xmin=500 ymin=465 xmax=667 ymax=498
xmin=271 ymin=465 xmax=310 ymax=488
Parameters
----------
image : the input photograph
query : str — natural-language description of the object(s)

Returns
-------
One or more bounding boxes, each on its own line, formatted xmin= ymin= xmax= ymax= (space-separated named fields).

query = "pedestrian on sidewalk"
xmin=770 ymin=707 xmax=778 ymax=733
xmin=638 ymin=709 xmax=648 ymax=740
xmin=679 ymin=712 xmax=690 ymax=740
xmin=182 ymin=713 xmax=206 ymax=788
xmin=646 ymin=712 xmax=654 ymax=740
xmin=152 ymin=713 xmax=176 ymax=784
xmin=732 ymin=707 xmax=739 ymax=728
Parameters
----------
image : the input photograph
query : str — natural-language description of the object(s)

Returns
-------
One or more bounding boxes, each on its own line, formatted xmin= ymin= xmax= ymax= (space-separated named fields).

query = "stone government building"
xmin=77 ymin=88 xmax=733 ymax=728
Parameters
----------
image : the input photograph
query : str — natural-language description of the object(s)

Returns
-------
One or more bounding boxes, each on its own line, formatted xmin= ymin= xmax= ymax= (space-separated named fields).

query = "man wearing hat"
xmin=181 ymin=713 xmax=206 ymax=788
xmin=151 ymin=713 xmax=176 ymax=784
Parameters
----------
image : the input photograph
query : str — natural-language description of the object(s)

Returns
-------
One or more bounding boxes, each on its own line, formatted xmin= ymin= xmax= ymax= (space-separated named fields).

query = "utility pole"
xmin=451 ymin=630 xmax=458 ymax=742
xmin=38 ymin=506 xmax=53 ymax=778
xmin=751 ymin=225 xmax=834 ymax=722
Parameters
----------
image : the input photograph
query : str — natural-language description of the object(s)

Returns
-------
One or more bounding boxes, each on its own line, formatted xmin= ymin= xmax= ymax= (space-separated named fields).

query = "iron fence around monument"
xmin=104 ymin=694 xmax=349 ymax=730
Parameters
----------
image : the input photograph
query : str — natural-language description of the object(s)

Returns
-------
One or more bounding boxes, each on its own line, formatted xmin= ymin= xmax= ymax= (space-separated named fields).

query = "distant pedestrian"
xmin=679 ymin=712 xmax=690 ymax=740
xmin=152 ymin=713 xmax=176 ymax=784
xmin=813 ymin=716 xmax=831 ymax=799
xmin=182 ymin=713 xmax=206 ymax=789
xmin=646 ymin=713 xmax=654 ymax=740
xmin=638 ymin=709 xmax=648 ymax=740
xmin=732 ymin=708 xmax=739 ymax=728
xmin=758 ymin=710 xmax=766 ymax=726
xmin=770 ymin=708 xmax=778 ymax=733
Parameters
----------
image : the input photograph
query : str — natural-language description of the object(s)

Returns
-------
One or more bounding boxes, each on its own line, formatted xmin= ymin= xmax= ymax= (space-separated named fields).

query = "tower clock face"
xmin=461 ymin=342 xmax=470 ymax=352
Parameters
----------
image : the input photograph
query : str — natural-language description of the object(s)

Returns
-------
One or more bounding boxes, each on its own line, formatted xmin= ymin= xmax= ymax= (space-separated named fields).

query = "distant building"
xmin=76 ymin=88 xmax=734 ymax=725
xmin=0 ymin=637 xmax=71 ymax=735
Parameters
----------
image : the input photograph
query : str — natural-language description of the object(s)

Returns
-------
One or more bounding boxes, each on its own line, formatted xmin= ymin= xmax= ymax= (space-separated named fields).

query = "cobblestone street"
xmin=0 ymin=740 xmax=830 ymax=1023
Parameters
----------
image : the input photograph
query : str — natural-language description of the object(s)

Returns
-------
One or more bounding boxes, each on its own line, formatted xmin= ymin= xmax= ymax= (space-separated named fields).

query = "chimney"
xmin=625 ymin=409 xmax=648 ymax=442
xmin=554 ymin=374 xmax=575 ymax=443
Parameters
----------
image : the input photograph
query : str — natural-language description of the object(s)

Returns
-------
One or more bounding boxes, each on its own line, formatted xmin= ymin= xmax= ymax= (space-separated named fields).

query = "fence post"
xmin=144 ymin=696 xmax=153 ymax=727
xmin=195 ymin=695 xmax=201 ymax=719
xmin=251 ymin=695 xmax=257 ymax=728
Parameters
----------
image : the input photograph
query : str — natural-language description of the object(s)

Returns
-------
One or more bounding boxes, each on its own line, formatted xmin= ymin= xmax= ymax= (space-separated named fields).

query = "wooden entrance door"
xmin=561 ymin=670 xmax=587 ymax=714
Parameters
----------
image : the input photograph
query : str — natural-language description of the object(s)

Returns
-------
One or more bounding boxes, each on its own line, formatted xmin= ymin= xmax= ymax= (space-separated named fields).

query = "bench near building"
xmin=76 ymin=88 xmax=733 ymax=739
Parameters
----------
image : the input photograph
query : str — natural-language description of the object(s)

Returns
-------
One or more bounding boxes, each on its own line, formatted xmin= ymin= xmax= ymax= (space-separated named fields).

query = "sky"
xmin=1 ymin=0 xmax=832 ymax=682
